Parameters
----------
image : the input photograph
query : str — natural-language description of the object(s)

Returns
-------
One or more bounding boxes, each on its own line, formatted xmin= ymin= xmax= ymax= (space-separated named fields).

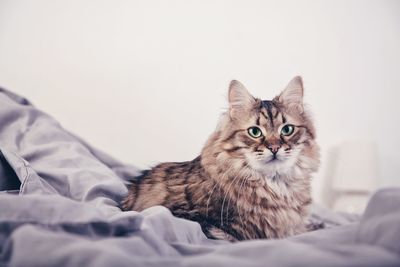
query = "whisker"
xmin=235 ymin=163 xmax=250 ymax=227
xmin=237 ymin=174 xmax=249 ymax=230
xmin=220 ymin=171 xmax=240 ymax=227
xmin=225 ymin=173 xmax=243 ymax=223
xmin=206 ymin=182 xmax=219 ymax=218
xmin=239 ymin=175 xmax=250 ymax=231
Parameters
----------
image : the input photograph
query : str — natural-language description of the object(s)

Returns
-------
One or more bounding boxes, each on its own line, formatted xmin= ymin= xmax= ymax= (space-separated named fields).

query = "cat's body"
xmin=122 ymin=77 xmax=320 ymax=241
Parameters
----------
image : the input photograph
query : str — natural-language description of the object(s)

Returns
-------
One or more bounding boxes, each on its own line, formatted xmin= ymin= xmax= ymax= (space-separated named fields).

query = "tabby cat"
xmin=122 ymin=76 xmax=320 ymax=241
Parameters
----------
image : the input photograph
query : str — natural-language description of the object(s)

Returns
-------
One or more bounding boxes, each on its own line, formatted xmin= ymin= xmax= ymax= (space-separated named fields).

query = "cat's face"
xmin=217 ymin=77 xmax=317 ymax=179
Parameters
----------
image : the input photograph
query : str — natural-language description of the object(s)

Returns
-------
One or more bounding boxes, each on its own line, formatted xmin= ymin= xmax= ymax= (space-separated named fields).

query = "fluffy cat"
xmin=122 ymin=76 xmax=320 ymax=241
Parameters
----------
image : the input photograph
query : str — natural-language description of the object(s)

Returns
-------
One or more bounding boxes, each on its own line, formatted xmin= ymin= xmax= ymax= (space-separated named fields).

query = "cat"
xmin=121 ymin=76 xmax=320 ymax=241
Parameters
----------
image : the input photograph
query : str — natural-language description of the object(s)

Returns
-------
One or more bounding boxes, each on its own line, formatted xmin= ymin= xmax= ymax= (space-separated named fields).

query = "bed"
xmin=0 ymin=88 xmax=399 ymax=267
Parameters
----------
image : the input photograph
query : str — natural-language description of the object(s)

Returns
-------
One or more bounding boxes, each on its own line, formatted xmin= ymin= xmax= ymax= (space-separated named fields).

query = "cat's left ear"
xmin=228 ymin=80 xmax=256 ymax=119
xmin=277 ymin=76 xmax=304 ymax=113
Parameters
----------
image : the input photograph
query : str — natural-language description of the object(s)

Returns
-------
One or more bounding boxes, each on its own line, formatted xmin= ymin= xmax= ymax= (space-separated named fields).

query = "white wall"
xmin=0 ymin=0 xmax=399 ymax=205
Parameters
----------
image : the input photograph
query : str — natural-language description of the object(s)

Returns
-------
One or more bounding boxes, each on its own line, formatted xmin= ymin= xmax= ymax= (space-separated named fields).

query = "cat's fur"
xmin=122 ymin=76 xmax=320 ymax=241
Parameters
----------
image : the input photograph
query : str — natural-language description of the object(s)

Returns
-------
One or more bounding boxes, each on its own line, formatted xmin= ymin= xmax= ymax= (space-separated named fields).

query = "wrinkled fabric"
xmin=0 ymin=88 xmax=399 ymax=267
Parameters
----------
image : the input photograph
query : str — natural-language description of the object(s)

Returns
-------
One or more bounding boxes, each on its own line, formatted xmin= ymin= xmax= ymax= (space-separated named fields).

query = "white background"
xmin=0 ymin=0 xmax=399 ymax=205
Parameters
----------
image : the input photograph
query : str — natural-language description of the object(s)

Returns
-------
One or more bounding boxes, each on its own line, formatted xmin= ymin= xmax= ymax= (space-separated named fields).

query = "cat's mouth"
xmin=263 ymin=155 xmax=283 ymax=164
xmin=245 ymin=153 xmax=288 ymax=175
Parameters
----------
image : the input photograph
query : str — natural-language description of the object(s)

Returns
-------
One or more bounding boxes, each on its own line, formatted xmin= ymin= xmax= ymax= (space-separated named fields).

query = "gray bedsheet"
xmin=0 ymin=88 xmax=399 ymax=267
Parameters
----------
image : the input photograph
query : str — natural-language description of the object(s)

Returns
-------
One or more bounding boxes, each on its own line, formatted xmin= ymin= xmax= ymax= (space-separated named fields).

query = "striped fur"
xmin=122 ymin=76 xmax=320 ymax=241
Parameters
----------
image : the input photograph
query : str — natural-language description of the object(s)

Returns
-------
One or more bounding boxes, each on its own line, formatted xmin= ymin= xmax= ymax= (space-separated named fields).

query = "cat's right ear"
xmin=228 ymin=80 xmax=255 ymax=119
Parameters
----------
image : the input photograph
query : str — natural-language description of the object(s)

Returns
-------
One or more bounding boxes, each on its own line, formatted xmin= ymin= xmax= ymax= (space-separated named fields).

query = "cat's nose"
xmin=268 ymin=145 xmax=280 ymax=154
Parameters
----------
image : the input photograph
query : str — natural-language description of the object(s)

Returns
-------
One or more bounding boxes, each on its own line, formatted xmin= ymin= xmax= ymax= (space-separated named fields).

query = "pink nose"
xmin=268 ymin=145 xmax=280 ymax=154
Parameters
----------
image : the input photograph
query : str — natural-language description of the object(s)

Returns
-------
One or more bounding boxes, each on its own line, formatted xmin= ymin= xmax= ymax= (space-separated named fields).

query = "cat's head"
xmin=202 ymin=76 xmax=319 ymax=181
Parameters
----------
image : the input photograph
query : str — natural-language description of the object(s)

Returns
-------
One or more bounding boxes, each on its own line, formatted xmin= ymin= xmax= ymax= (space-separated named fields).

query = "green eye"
xmin=281 ymin=124 xmax=295 ymax=136
xmin=248 ymin=126 xmax=263 ymax=138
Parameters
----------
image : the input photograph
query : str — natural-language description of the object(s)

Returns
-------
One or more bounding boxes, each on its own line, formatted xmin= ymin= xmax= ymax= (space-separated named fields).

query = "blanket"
xmin=0 ymin=88 xmax=399 ymax=267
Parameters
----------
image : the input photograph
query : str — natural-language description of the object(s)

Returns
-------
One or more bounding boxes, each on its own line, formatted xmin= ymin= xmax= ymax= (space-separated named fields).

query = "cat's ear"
xmin=228 ymin=80 xmax=256 ymax=119
xmin=277 ymin=76 xmax=304 ymax=113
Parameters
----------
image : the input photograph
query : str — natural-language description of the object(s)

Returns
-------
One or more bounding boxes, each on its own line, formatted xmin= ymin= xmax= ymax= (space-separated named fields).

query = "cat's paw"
xmin=305 ymin=219 xmax=325 ymax=231
xmin=206 ymin=226 xmax=238 ymax=242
